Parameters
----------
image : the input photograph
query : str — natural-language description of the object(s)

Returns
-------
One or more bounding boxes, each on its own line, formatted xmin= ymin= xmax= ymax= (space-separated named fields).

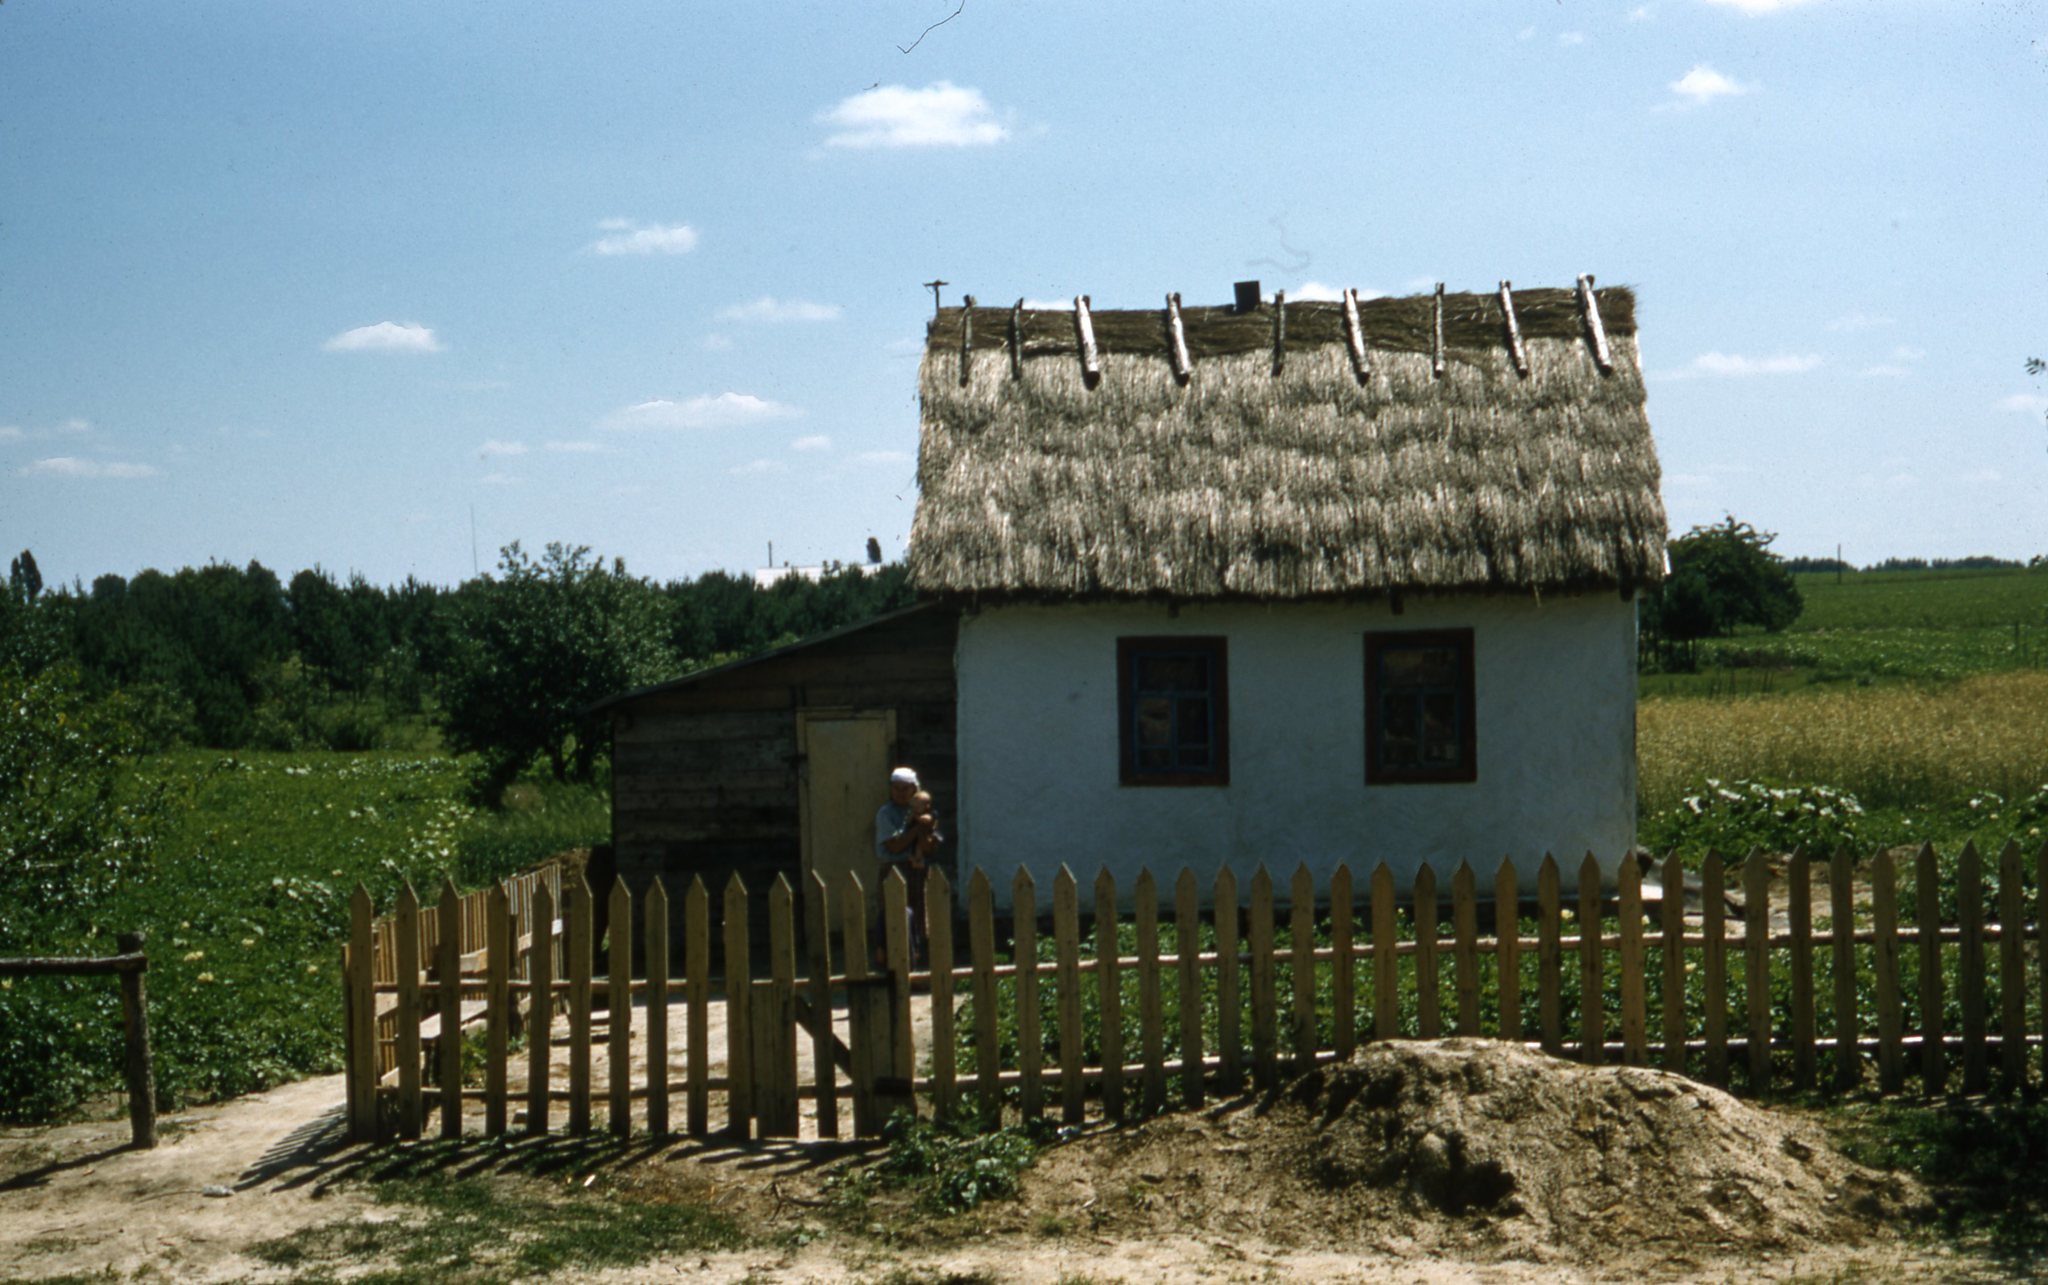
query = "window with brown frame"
xmin=1117 ymin=636 xmax=1228 ymax=786
xmin=1364 ymin=629 xmax=1476 ymax=784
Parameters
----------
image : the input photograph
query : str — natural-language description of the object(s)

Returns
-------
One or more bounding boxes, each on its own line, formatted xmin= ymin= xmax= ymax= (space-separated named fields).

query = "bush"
xmin=873 ymin=1110 xmax=1046 ymax=1213
xmin=1639 ymin=777 xmax=1866 ymax=860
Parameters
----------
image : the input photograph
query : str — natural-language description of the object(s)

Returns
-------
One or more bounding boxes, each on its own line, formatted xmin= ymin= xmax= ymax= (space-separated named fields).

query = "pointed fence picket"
xmin=342 ymin=842 xmax=2048 ymax=1148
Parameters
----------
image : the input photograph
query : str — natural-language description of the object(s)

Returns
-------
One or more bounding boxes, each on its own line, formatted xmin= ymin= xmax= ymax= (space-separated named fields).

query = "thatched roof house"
xmin=911 ymin=283 xmax=1663 ymax=602
xmin=911 ymin=280 xmax=1665 ymax=901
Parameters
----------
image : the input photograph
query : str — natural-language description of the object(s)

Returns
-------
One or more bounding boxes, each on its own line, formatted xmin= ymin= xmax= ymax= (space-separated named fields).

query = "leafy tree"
xmin=1641 ymin=516 xmax=1803 ymax=668
xmin=436 ymin=542 xmax=674 ymax=796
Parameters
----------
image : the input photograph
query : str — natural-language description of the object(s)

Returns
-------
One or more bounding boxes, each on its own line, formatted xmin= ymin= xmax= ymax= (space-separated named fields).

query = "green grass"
xmin=1827 ymin=1098 xmax=2048 ymax=1272
xmin=0 ymin=750 xmax=608 ymax=1122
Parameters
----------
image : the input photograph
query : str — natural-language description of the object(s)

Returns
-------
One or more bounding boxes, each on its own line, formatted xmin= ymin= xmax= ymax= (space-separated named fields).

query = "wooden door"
xmin=798 ymin=710 xmax=897 ymax=927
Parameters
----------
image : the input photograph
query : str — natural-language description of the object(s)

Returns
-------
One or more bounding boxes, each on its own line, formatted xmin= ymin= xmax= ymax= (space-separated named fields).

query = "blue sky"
xmin=4 ymin=0 xmax=2045 ymax=589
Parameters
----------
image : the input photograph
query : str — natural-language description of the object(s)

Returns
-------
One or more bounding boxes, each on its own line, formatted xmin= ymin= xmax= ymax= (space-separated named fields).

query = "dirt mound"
xmin=1015 ymin=1040 xmax=1922 ymax=1268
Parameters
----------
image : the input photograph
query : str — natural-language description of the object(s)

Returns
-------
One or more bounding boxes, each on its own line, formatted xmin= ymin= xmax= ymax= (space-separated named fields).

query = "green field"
xmin=0 ymin=752 xmax=606 ymax=1121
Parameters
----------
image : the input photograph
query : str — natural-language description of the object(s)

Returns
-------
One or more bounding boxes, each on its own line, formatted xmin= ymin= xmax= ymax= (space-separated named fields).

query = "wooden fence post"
xmin=801 ymin=871 xmax=837 ymax=1139
xmin=1618 ymin=856 xmax=1646 ymax=1065
xmin=685 ymin=876 xmax=710 ymax=1137
xmin=1871 ymin=849 xmax=1903 ymax=1093
xmin=1415 ymin=864 xmax=1441 ymax=1039
xmin=485 ymin=884 xmax=510 ymax=1138
xmin=1214 ymin=867 xmax=1242 ymax=1093
xmin=609 ymin=877 xmax=635 ymax=1137
xmin=395 ymin=883 xmax=423 ymax=1140
xmin=115 ymin=931 xmax=156 ymax=1150
xmin=1495 ymin=859 xmax=1521 ymax=1045
xmin=1745 ymin=851 xmax=1771 ymax=1091
xmin=760 ymin=875 xmax=799 ymax=1138
xmin=1135 ymin=869 xmax=1165 ymax=1115
xmin=1702 ymin=852 xmax=1727 ymax=1084
xmin=1095 ymin=869 xmax=1125 ymax=1120
xmin=884 ymin=869 xmax=914 ymax=1094
xmin=1175 ymin=869 xmax=1204 ymax=1108
xmin=1999 ymin=840 xmax=2027 ymax=1092
xmin=926 ymin=868 xmax=956 ymax=1127
xmin=437 ymin=879 xmax=464 ymax=1139
xmin=1787 ymin=852 xmax=1814 ymax=1088
xmin=1452 ymin=862 xmax=1480 ymax=1038
xmin=1537 ymin=855 xmax=1561 ymax=1055
xmin=1248 ymin=866 xmax=1276 ymax=1091
xmin=567 ymin=868 xmax=594 ymax=1136
xmin=724 ymin=874 xmax=753 ymax=1138
xmin=527 ymin=881 xmax=554 ymax=1135
xmin=1958 ymin=841 xmax=1987 ymax=1094
xmin=645 ymin=878 xmax=670 ymax=1139
xmin=1055 ymin=867 xmax=1085 ymax=1123
xmin=1917 ymin=844 xmax=1944 ymax=1094
xmin=1291 ymin=864 xmax=1319 ymax=1068
xmin=1577 ymin=854 xmax=1602 ymax=1065
xmin=1373 ymin=863 xmax=1399 ymax=1043
xmin=1013 ymin=868 xmax=1043 ymax=1124
xmin=1332 ymin=863 xmax=1357 ymax=1058
xmin=1829 ymin=847 xmax=1858 ymax=1090
xmin=967 ymin=870 xmax=999 ymax=1127
xmin=1659 ymin=852 xmax=1686 ymax=1074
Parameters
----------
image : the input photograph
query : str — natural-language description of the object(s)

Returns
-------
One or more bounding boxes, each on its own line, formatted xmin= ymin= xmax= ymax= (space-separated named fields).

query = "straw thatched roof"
xmin=908 ymin=284 xmax=1665 ymax=600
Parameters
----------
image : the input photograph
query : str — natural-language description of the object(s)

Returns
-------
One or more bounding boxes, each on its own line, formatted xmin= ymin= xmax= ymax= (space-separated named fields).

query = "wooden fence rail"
xmin=1 ymin=932 xmax=156 ymax=1149
xmin=343 ymin=841 xmax=2047 ymax=1146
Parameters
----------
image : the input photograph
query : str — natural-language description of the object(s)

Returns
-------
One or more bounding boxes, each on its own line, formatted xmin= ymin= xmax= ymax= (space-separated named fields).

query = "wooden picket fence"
xmin=341 ymin=840 xmax=2047 ymax=1146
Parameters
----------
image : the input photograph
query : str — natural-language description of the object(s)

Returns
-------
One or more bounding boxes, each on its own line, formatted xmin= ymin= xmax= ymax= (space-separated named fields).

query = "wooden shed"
xmin=594 ymin=603 xmax=959 ymax=953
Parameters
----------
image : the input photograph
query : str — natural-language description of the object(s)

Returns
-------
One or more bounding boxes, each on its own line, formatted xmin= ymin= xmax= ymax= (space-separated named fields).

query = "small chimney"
xmin=1234 ymin=280 xmax=1262 ymax=313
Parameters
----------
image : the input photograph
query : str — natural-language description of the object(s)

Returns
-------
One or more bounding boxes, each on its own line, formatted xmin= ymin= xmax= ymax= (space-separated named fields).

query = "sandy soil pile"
xmin=1016 ymin=1039 xmax=1923 ymax=1266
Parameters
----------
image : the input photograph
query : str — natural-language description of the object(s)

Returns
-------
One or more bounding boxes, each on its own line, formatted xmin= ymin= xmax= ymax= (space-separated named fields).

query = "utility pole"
xmin=922 ymin=278 xmax=950 ymax=318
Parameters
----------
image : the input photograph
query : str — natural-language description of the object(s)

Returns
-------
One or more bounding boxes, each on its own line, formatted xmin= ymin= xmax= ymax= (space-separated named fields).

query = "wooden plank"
xmin=438 ymin=880 xmax=464 ymax=1139
xmin=1871 ymin=849 xmax=1903 ymax=1093
xmin=1578 ymin=273 xmax=1613 ymax=374
xmin=645 ymin=878 xmax=670 ymax=1139
xmin=926 ymin=868 xmax=956 ymax=1126
xmin=1744 ymin=852 xmax=1771 ymax=1091
xmin=1176 ymin=868 xmax=1204 ymax=1108
xmin=1291 ymin=864 xmax=1318 ymax=1069
xmin=1013 ymin=868 xmax=1043 ymax=1124
xmin=1537 ymin=856 xmax=1562 ymax=1055
xmin=1415 ymin=865 xmax=1441 ymax=1039
xmin=1577 ymin=854 xmax=1603 ymax=1065
xmin=763 ymin=876 xmax=799 ymax=1137
xmin=843 ymin=872 xmax=875 ymax=1134
xmin=1702 ymin=852 xmax=1727 ymax=1083
xmin=1055 ymin=867 xmax=1085 ymax=1123
xmin=346 ymin=886 xmax=377 ymax=1142
xmin=885 ymin=869 xmax=915 ymax=1093
xmin=1166 ymin=292 xmax=1192 ymax=382
xmin=1095 ymin=869 xmax=1125 ymax=1121
xmin=1494 ymin=859 xmax=1520 ymax=1044
xmin=1214 ymin=867 xmax=1242 ymax=1092
xmin=1660 ymin=852 xmax=1686 ymax=1074
xmin=1917 ymin=844 xmax=1944 ymax=1093
xmin=1369 ymin=864 xmax=1397 ymax=1042
xmin=1499 ymin=280 xmax=1529 ymax=376
xmin=804 ymin=871 xmax=836 ymax=1138
xmin=1452 ymin=863 xmax=1480 ymax=1037
xmin=1829 ymin=847 xmax=1858 ymax=1090
xmin=567 ymin=870 xmax=595 ymax=1136
xmin=1331 ymin=864 xmax=1356 ymax=1059
xmin=1136 ymin=869 xmax=1166 ymax=1115
xmin=114 ymin=930 xmax=156 ymax=1150
xmin=485 ymin=884 xmax=510 ymax=1137
xmin=1249 ymin=867 xmax=1277 ymax=1091
xmin=1999 ymin=840 xmax=2027 ymax=1092
xmin=685 ymin=877 xmax=710 ymax=1137
xmin=1618 ymin=857 xmax=1646 ymax=1065
xmin=609 ymin=878 xmax=634 ymax=1137
xmin=723 ymin=874 xmax=752 ymax=1138
xmin=1958 ymin=841 xmax=1987 ymax=1094
xmin=527 ymin=882 xmax=554 ymax=1135
xmin=969 ymin=870 xmax=1000 ymax=1126
xmin=1788 ymin=851 xmax=1814 ymax=1088
xmin=395 ymin=884 xmax=423 ymax=1140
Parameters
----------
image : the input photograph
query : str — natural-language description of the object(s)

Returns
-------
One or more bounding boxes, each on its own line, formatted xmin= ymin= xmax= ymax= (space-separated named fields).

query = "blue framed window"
xmin=1365 ymin=629 xmax=1476 ymax=784
xmin=1117 ymin=636 xmax=1228 ymax=786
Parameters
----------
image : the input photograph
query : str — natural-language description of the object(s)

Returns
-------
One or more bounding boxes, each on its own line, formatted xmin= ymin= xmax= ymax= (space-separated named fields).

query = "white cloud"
xmin=1559 ymin=31 xmax=1586 ymax=45
xmin=545 ymin=440 xmax=605 ymax=454
xmin=1997 ymin=393 xmax=2048 ymax=416
xmin=1858 ymin=365 xmax=1909 ymax=379
xmin=819 ymin=82 xmax=1008 ymax=149
xmin=718 ymin=296 xmax=843 ymax=323
xmin=1628 ymin=6 xmax=1654 ymax=20
xmin=604 ymin=391 xmax=801 ymax=430
xmin=0 ymin=426 xmax=21 ymax=442
xmin=1668 ymin=65 xmax=1751 ymax=105
xmin=18 ymin=456 xmax=156 ymax=479
xmin=1674 ymin=351 xmax=1822 ymax=378
xmin=478 ymin=439 xmax=529 ymax=458
xmin=1020 ymin=298 xmax=1073 ymax=311
xmin=701 ymin=334 xmax=734 ymax=352
xmin=791 ymin=434 xmax=833 ymax=453
xmin=1700 ymin=0 xmax=1815 ymax=12
xmin=586 ymin=219 xmax=698 ymax=256
xmin=58 ymin=417 xmax=91 ymax=434
xmin=323 ymin=321 xmax=444 ymax=354
xmin=1292 ymin=282 xmax=1386 ymax=303
xmin=1892 ymin=345 xmax=1926 ymax=361
xmin=1954 ymin=468 xmax=2003 ymax=484
xmin=1826 ymin=312 xmax=1894 ymax=332
xmin=729 ymin=458 xmax=786 ymax=476
xmin=1517 ymin=25 xmax=1538 ymax=41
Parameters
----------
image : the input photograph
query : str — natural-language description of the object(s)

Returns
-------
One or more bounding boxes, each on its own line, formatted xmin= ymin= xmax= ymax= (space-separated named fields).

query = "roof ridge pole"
xmin=1431 ymin=283 xmax=1447 ymax=380
xmin=1073 ymin=295 xmax=1101 ymax=388
xmin=1009 ymin=299 xmax=1026 ymax=380
xmin=959 ymin=294 xmax=976 ymax=387
xmin=1499 ymin=281 xmax=1529 ymax=377
xmin=1342 ymin=288 xmax=1371 ymax=384
xmin=1165 ymin=292 xmax=1192 ymax=385
xmin=1271 ymin=289 xmax=1287 ymax=377
xmin=1577 ymin=273 xmax=1614 ymax=375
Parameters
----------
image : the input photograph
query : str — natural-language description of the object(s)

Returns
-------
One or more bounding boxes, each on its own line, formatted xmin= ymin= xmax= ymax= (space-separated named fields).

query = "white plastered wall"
xmin=954 ymin=595 xmax=1637 ymax=907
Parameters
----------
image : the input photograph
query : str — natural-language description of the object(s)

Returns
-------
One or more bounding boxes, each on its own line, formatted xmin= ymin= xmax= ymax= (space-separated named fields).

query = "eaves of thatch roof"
xmin=908 ymin=282 xmax=1665 ymax=601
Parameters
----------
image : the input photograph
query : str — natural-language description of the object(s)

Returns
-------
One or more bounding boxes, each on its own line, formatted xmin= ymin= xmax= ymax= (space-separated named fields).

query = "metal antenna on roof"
xmin=923 ymin=279 xmax=950 ymax=317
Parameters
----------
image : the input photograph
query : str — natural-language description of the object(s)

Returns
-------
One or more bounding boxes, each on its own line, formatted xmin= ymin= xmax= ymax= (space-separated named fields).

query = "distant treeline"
xmin=1784 ymin=555 xmax=2040 ymax=574
xmin=1 ymin=545 xmax=910 ymax=782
